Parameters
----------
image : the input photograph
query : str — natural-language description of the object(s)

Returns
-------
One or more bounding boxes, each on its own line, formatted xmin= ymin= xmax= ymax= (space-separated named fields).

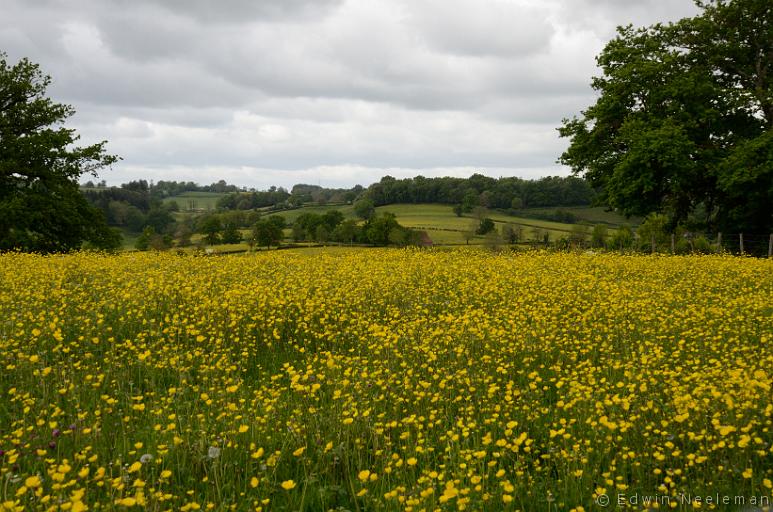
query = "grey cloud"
xmin=409 ymin=0 xmax=555 ymax=57
xmin=476 ymin=95 xmax=597 ymax=124
xmin=2 ymin=0 xmax=702 ymax=187
xmin=96 ymin=9 xmax=201 ymax=62
xmin=547 ymin=0 xmax=701 ymax=37
xmin=27 ymin=0 xmax=345 ymax=24
xmin=128 ymin=0 xmax=345 ymax=23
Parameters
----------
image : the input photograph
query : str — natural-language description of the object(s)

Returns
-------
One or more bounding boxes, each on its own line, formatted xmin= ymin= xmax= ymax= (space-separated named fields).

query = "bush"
xmin=501 ymin=224 xmax=521 ymax=244
xmin=608 ymin=226 xmax=634 ymax=251
xmin=476 ymin=218 xmax=495 ymax=235
xmin=675 ymin=237 xmax=691 ymax=254
xmin=221 ymin=223 xmax=243 ymax=244
xmin=135 ymin=226 xmax=154 ymax=251
xmin=636 ymin=213 xmax=669 ymax=251
xmin=693 ymin=235 xmax=712 ymax=254
xmin=569 ymin=224 xmax=589 ymax=247
xmin=591 ymin=225 xmax=608 ymax=248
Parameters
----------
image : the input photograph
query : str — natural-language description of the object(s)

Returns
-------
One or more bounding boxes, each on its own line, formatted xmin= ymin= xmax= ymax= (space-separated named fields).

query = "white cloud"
xmin=0 ymin=0 xmax=701 ymax=188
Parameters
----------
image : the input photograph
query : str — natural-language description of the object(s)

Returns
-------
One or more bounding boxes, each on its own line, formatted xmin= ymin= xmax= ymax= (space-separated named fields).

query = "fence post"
xmin=740 ymin=233 xmax=744 ymax=255
xmin=671 ymin=233 xmax=675 ymax=253
xmin=717 ymin=232 xmax=722 ymax=253
xmin=651 ymin=235 xmax=656 ymax=254
xmin=769 ymin=233 xmax=772 ymax=258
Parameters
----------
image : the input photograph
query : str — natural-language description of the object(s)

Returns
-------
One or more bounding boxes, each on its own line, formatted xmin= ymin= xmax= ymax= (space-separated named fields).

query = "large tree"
xmin=0 ymin=53 xmax=120 ymax=252
xmin=559 ymin=0 xmax=772 ymax=233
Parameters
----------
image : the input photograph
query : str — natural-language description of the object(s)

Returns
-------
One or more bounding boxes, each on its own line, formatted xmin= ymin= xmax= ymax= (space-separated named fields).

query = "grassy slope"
xmin=222 ymin=203 xmax=617 ymax=247
xmin=521 ymin=206 xmax=641 ymax=226
xmin=138 ymin=202 xmax=632 ymax=250
xmin=271 ymin=204 xmax=355 ymax=223
xmin=377 ymin=204 xmax=594 ymax=243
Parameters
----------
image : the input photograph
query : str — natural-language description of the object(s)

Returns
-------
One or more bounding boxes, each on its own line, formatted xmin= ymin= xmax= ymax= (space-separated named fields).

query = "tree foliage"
xmin=559 ymin=0 xmax=772 ymax=233
xmin=475 ymin=217 xmax=495 ymax=235
xmin=0 ymin=53 xmax=120 ymax=252
xmin=220 ymin=222 xmax=243 ymax=244
xmin=198 ymin=216 xmax=222 ymax=245
xmin=364 ymin=174 xmax=594 ymax=210
xmin=251 ymin=216 xmax=285 ymax=248
xmin=354 ymin=198 xmax=375 ymax=220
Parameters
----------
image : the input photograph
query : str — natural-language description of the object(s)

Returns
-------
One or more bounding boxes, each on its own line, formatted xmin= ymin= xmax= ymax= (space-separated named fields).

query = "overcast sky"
xmin=1 ymin=0 xmax=700 ymax=189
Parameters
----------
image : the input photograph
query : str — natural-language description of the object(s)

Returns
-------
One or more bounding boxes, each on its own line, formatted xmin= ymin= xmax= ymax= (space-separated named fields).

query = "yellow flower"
xmin=24 ymin=476 xmax=41 ymax=488
xmin=5 ymin=246 xmax=773 ymax=510
xmin=717 ymin=425 xmax=736 ymax=436
xmin=71 ymin=501 xmax=87 ymax=512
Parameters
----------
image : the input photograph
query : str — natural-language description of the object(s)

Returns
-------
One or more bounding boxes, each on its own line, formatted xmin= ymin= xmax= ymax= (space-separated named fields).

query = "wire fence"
xmin=715 ymin=233 xmax=772 ymax=256
xmin=412 ymin=226 xmax=773 ymax=256
xmin=576 ymin=232 xmax=773 ymax=257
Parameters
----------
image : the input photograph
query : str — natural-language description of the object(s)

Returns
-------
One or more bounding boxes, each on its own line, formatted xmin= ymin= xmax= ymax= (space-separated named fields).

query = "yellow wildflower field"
xmin=1 ymin=249 xmax=772 ymax=511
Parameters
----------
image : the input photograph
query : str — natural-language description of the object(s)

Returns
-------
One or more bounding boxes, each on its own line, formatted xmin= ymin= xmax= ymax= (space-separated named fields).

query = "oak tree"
xmin=559 ymin=0 xmax=772 ymax=233
xmin=0 ymin=53 xmax=120 ymax=252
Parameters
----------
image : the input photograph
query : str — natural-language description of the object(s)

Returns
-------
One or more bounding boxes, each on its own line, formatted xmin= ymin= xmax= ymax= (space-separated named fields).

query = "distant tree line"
xmin=82 ymin=180 xmax=177 ymax=234
xmin=205 ymin=174 xmax=595 ymax=216
xmin=362 ymin=174 xmax=595 ymax=210
xmin=214 ymin=183 xmax=365 ymax=210
xmin=288 ymin=184 xmax=364 ymax=205
xmin=215 ymin=187 xmax=291 ymax=210
xmin=85 ymin=174 xmax=596 ymax=220
xmin=84 ymin=179 xmax=242 ymax=198
xmin=79 ymin=174 xmax=598 ymax=251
